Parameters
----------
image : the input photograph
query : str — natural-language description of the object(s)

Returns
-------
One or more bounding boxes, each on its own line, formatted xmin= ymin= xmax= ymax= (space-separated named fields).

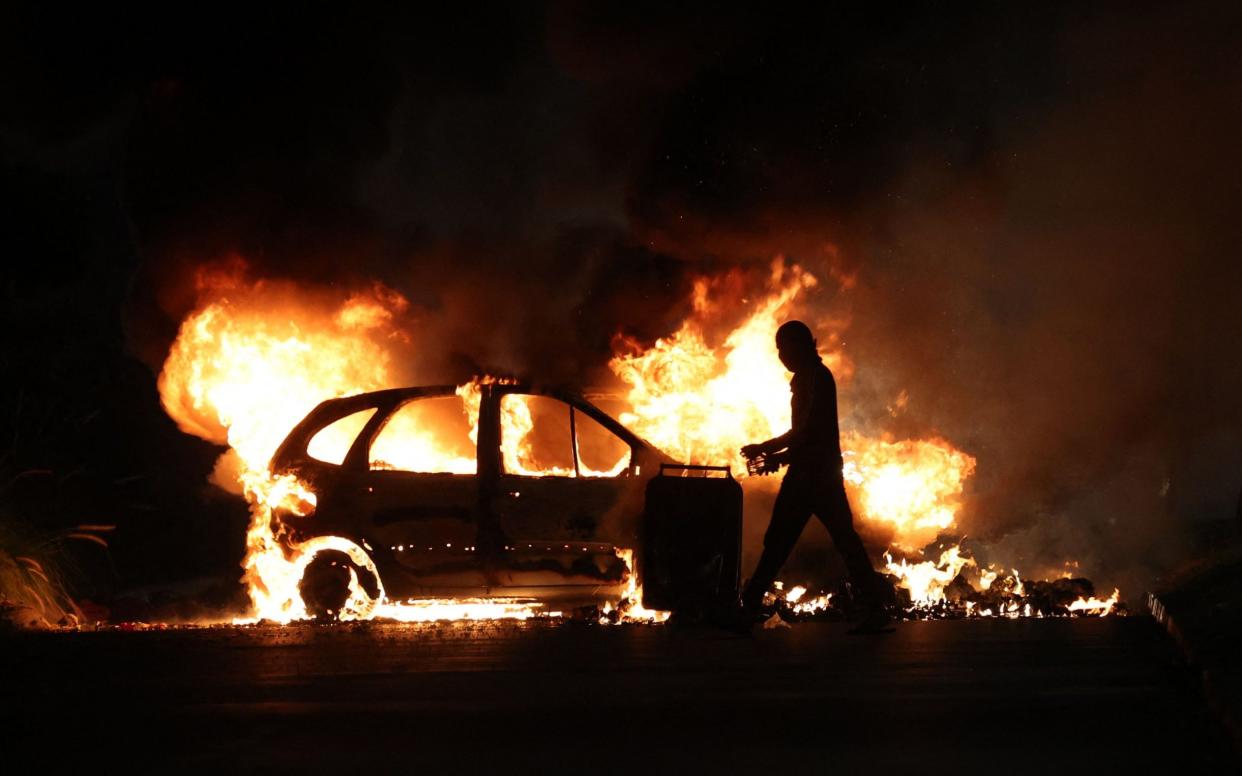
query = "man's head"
xmin=775 ymin=320 xmax=818 ymax=372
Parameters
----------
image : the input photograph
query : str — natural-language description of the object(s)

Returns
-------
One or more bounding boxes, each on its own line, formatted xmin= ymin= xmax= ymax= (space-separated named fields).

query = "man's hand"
xmin=742 ymin=444 xmax=787 ymax=476
xmin=742 ymin=439 xmax=782 ymax=459
xmin=741 ymin=442 xmax=767 ymax=460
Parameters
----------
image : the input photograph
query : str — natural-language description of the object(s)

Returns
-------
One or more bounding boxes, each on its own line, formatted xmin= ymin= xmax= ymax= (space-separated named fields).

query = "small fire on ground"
xmin=155 ymin=257 xmax=1119 ymax=626
xmin=764 ymin=544 xmax=1122 ymax=625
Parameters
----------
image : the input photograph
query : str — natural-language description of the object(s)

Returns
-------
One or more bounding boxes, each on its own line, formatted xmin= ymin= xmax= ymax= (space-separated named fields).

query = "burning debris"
xmin=772 ymin=582 xmax=834 ymax=616
xmin=763 ymin=543 xmax=1125 ymax=623
xmin=150 ymin=257 xmax=1120 ymax=628
xmin=878 ymin=540 xmax=1125 ymax=618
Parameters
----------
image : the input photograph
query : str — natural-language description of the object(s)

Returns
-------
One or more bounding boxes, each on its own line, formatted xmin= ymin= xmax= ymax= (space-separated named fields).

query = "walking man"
xmin=739 ymin=320 xmax=891 ymax=632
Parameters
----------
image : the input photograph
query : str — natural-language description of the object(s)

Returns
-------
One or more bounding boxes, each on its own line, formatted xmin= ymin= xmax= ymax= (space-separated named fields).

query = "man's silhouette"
xmin=739 ymin=320 xmax=891 ymax=632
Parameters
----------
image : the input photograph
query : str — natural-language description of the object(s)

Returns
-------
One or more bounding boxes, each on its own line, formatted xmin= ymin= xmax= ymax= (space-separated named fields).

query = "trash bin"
xmin=641 ymin=463 xmax=742 ymax=612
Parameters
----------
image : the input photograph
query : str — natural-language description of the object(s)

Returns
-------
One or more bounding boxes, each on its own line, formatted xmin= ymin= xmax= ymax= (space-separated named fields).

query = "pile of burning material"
xmin=953 ymin=576 xmax=1122 ymax=619
xmin=883 ymin=542 xmax=1124 ymax=618
xmin=761 ymin=544 xmax=1123 ymax=623
xmin=761 ymin=582 xmax=838 ymax=619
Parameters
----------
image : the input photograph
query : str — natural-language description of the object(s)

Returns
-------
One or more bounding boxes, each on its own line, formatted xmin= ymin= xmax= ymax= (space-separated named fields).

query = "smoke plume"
xmin=8 ymin=5 xmax=1236 ymax=593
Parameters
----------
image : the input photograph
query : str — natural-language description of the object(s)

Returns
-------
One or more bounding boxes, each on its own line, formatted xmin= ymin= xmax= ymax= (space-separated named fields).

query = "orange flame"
xmin=1067 ymin=589 xmax=1120 ymax=616
xmin=598 ymin=549 xmax=671 ymax=624
xmin=159 ymin=273 xmax=658 ymax=623
xmin=783 ymin=584 xmax=833 ymax=615
xmin=842 ymin=435 xmax=976 ymax=550
xmin=610 ymin=260 xmax=830 ymax=476
xmin=159 ymin=256 xmax=986 ymax=623
xmin=158 ymin=290 xmax=404 ymax=478
xmin=884 ymin=544 xmax=974 ymax=605
xmin=609 ymin=258 xmax=976 ymax=550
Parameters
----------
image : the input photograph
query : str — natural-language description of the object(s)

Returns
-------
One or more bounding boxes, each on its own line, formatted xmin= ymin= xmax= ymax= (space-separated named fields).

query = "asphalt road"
xmin=2 ymin=616 xmax=1236 ymax=774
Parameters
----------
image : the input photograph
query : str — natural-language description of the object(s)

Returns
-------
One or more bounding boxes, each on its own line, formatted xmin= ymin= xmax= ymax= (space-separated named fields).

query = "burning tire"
xmin=293 ymin=539 xmax=385 ymax=621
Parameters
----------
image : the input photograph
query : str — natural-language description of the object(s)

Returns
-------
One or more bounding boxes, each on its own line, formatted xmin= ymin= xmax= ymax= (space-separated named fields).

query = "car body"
xmin=269 ymin=381 xmax=676 ymax=609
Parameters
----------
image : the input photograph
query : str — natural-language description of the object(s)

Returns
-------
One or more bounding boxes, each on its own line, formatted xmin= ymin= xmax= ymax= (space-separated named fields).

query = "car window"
xmin=581 ymin=399 xmax=635 ymax=479
xmin=499 ymin=394 xmax=574 ymax=476
xmin=499 ymin=394 xmax=629 ymax=477
xmin=369 ymin=395 xmax=476 ymax=474
xmin=307 ymin=408 xmax=377 ymax=465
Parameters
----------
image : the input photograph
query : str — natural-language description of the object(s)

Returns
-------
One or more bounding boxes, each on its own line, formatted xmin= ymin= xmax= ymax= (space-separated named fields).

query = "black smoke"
xmin=3 ymin=3 xmax=1240 ymax=594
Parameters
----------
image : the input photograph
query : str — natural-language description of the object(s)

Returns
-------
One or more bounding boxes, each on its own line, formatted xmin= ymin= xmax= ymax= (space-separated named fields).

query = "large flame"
xmin=609 ymin=258 xmax=975 ymax=550
xmin=158 ymin=256 xmax=991 ymax=624
xmin=610 ymin=261 xmax=829 ymax=476
xmin=158 ymin=287 xmax=406 ymax=481
xmin=842 ymin=434 xmax=976 ymax=549
xmin=159 ymin=271 xmax=654 ymax=623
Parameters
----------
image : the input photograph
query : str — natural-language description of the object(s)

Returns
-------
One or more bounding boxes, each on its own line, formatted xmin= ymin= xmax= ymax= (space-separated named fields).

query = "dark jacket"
xmin=782 ymin=359 xmax=843 ymax=470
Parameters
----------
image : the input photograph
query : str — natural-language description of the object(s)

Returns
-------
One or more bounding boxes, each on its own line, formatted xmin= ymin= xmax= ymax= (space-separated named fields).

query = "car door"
xmin=353 ymin=391 xmax=482 ymax=591
xmin=489 ymin=390 xmax=641 ymax=546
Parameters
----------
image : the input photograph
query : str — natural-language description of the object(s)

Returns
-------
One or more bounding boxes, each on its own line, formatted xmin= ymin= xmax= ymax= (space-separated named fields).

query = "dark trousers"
xmin=742 ymin=464 xmax=878 ymax=609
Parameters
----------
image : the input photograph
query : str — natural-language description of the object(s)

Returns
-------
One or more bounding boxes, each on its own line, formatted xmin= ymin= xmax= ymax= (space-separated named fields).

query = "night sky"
xmin=2 ymin=3 xmax=1240 ymax=599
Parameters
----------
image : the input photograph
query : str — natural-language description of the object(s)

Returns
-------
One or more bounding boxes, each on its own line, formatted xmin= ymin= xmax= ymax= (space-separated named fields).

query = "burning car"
xmin=155 ymin=261 xmax=995 ymax=623
xmin=268 ymin=380 xmax=677 ymax=615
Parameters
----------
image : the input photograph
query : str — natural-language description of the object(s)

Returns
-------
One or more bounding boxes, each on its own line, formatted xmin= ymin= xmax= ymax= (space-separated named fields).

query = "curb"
xmin=1148 ymin=592 xmax=1242 ymax=758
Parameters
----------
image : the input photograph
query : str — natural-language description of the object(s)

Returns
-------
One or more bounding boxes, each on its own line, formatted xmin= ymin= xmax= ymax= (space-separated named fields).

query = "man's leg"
xmin=740 ymin=476 xmax=813 ymax=612
xmin=814 ymin=481 xmax=889 ymax=609
xmin=817 ymin=486 xmax=875 ymax=583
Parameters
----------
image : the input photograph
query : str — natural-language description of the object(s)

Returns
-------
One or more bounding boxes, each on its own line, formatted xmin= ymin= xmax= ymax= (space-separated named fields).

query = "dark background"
xmin=2 ymin=3 xmax=1240 ymax=600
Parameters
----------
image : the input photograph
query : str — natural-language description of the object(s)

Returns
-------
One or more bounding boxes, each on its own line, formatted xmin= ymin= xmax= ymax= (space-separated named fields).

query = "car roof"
xmin=270 ymin=382 xmax=659 ymax=471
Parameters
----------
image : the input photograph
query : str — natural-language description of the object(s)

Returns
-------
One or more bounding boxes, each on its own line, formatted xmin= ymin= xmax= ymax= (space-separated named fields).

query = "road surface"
xmin=2 ymin=616 xmax=1236 ymax=773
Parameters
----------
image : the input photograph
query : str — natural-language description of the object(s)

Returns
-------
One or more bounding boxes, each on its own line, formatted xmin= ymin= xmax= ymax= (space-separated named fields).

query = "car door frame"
xmin=477 ymin=382 xmax=653 ymax=544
